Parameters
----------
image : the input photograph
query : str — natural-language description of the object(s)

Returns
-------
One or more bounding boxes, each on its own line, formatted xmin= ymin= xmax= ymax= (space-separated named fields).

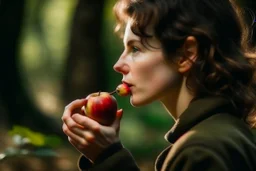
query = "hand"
xmin=61 ymin=98 xmax=123 ymax=162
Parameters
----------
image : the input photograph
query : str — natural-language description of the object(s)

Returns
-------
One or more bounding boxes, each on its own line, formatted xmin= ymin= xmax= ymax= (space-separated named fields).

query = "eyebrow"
xmin=124 ymin=39 xmax=141 ymax=46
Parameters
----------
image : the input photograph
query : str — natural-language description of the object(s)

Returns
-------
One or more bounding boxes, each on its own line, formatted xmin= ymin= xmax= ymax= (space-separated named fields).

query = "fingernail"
xmin=117 ymin=109 xmax=123 ymax=118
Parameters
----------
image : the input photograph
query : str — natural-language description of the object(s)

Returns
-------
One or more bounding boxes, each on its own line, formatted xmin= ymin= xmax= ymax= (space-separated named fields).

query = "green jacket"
xmin=78 ymin=96 xmax=256 ymax=171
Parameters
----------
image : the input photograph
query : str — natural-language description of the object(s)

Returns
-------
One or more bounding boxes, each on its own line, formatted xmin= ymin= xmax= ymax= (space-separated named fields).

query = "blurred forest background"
xmin=0 ymin=0 xmax=255 ymax=170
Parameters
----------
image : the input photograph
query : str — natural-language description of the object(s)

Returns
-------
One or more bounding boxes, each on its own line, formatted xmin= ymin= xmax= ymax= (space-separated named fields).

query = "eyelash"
xmin=131 ymin=46 xmax=140 ymax=54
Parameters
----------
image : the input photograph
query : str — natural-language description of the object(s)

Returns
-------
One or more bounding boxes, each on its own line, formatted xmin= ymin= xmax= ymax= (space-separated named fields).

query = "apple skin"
xmin=116 ymin=83 xmax=131 ymax=96
xmin=83 ymin=92 xmax=118 ymax=126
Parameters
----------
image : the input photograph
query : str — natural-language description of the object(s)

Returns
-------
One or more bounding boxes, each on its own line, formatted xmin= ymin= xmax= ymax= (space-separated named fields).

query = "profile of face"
xmin=113 ymin=19 xmax=183 ymax=107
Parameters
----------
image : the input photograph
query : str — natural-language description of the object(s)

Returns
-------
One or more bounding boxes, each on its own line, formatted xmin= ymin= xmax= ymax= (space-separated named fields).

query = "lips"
xmin=122 ymin=80 xmax=132 ymax=87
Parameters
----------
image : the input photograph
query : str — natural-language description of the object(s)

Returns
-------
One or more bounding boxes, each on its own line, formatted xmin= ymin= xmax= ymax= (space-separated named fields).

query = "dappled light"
xmin=0 ymin=0 xmax=255 ymax=170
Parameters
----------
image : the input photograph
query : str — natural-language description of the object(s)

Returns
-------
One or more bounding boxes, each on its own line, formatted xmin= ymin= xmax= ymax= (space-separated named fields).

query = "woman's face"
xmin=113 ymin=20 xmax=183 ymax=107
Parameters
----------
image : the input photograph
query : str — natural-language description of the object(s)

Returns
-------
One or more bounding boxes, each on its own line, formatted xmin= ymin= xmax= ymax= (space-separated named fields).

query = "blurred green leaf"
xmin=8 ymin=125 xmax=62 ymax=147
xmin=45 ymin=135 xmax=62 ymax=148
xmin=9 ymin=125 xmax=45 ymax=146
xmin=0 ymin=147 xmax=58 ymax=161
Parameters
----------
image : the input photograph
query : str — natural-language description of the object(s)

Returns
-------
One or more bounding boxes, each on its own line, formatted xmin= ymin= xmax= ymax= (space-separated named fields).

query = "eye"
xmin=131 ymin=46 xmax=140 ymax=53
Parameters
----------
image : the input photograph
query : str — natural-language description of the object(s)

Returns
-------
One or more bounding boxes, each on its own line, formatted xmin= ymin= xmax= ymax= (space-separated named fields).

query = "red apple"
xmin=82 ymin=92 xmax=118 ymax=126
xmin=116 ymin=83 xmax=131 ymax=96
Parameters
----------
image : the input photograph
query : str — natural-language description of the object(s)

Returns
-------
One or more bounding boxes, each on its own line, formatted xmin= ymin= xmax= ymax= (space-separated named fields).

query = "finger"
xmin=62 ymin=122 xmax=82 ymax=136
xmin=68 ymin=136 xmax=86 ymax=150
xmin=62 ymin=123 xmax=69 ymax=136
xmin=72 ymin=127 xmax=96 ymax=143
xmin=68 ymin=136 xmax=77 ymax=146
xmin=65 ymin=127 xmax=87 ymax=146
xmin=65 ymin=98 xmax=88 ymax=112
xmin=64 ymin=115 xmax=84 ymax=130
xmin=63 ymin=124 xmax=83 ymax=141
xmin=68 ymin=137 xmax=79 ymax=147
xmin=72 ymin=114 xmax=101 ymax=133
xmin=63 ymin=122 xmax=95 ymax=144
xmin=71 ymin=124 xmax=108 ymax=146
xmin=62 ymin=99 xmax=87 ymax=121
xmin=111 ymin=109 xmax=123 ymax=128
xmin=81 ymin=106 xmax=86 ymax=115
xmin=116 ymin=109 xmax=123 ymax=119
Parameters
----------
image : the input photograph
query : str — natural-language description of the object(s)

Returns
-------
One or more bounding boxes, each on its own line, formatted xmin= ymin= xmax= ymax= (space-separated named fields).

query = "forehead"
xmin=123 ymin=20 xmax=140 ymax=43
xmin=123 ymin=19 xmax=161 ymax=48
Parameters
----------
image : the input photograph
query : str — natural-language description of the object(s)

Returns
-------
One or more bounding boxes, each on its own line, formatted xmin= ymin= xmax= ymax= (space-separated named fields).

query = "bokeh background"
xmin=0 ymin=0 xmax=255 ymax=170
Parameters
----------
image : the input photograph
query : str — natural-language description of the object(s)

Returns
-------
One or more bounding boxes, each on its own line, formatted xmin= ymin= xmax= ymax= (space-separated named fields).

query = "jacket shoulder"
xmin=190 ymin=113 xmax=255 ymax=144
xmin=167 ymin=113 xmax=256 ymax=171
xmin=178 ymin=113 xmax=256 ymax=152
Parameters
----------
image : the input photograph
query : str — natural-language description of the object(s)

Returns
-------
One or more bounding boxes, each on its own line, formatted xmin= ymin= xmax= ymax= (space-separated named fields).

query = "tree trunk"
xmin=0 ymin=0 xmax=63 ymax=137
xmin=62 ymin=0 xmax=106 ymax=104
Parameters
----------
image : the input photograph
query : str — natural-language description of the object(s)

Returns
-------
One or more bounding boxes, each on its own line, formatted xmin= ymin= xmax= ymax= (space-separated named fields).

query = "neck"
xmin=160 ymin=77 xmax=194 ymax=120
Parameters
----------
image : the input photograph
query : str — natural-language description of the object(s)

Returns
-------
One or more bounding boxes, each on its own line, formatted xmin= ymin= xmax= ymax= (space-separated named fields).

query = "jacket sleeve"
xmin=168 ymin=145 xmax=228 ymax=171
xmin=78 ymin=142 xmax=140 ymax=171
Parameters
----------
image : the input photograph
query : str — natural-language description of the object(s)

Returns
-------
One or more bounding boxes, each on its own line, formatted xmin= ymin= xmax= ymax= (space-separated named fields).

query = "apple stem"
xmin=109 ymin=90 xmax=116 ymax=95
xmin=98 ymin=91 xmax=101 ymax=96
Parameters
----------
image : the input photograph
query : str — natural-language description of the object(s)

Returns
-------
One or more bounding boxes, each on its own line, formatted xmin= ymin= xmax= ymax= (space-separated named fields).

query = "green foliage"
xmin=18 ymin=0 xmax=174 ymax=161
xmin=0 ymin=125 xmax=62 ymax=161
xmin=8 ymin=125 xmax=62 ymax=148
xmin=100 ymin=0 xmax=176 ymax=160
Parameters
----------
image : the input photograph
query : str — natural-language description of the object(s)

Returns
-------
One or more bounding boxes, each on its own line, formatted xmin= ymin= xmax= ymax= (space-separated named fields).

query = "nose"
xmin=113 ymin=55 xmax=129 ymax=75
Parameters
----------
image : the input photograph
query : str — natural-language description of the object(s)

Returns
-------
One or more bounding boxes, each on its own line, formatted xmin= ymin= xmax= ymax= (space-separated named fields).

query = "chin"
xmin=130 ymin=96 xmax=153 ymax=107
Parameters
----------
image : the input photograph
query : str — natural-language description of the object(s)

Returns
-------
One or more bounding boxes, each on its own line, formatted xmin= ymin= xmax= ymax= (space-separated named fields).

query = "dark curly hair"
xmin=113 ymin=0 xmax=256 ymax=128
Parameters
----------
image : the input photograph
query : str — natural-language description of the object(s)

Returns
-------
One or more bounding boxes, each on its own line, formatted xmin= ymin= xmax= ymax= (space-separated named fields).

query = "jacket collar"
xmin=165 ymin=96 xmax=237 ymax=143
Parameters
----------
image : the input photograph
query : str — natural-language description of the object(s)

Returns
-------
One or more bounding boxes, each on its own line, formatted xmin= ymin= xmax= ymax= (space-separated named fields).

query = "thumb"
xmin=111 ymin=109 xmax=123 ymax=128
xmin=116 ymin=109 xmax=123 ymax=119
xmin=80 ymin=99 xmax=88 ymax=115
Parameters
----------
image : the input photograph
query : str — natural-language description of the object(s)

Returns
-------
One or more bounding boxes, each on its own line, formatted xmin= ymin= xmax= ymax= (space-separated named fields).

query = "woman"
xmin=62 ymin=0 xmax=256 ymax=170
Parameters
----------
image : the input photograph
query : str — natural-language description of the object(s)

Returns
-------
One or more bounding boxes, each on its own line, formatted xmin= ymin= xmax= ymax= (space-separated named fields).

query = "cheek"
xmin=130 ymin=64 xmax=181 ymax=106
xmin=143 ymin=61 xmax=180 ymax=88
xmin=150 ymin=68 xmax=181 ymax=94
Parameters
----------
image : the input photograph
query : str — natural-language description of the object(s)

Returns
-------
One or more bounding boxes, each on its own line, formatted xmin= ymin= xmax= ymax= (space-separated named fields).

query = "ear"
xmin=177 ymin=36 xmax=198 ymax=73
